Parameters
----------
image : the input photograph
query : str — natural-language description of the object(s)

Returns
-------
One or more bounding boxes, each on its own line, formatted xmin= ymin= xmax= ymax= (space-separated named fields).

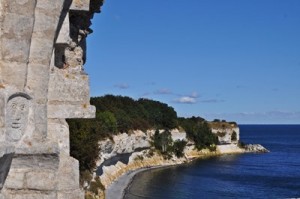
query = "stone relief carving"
xmin=0 ymin=0 xmax=102 ymax=197
xmin=5 ymin=93 xmax=31 ymax=142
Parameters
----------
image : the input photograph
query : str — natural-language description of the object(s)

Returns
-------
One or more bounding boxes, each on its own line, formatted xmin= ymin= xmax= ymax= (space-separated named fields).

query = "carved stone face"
xmin=6 ymin=96 xmax=29 ymax=142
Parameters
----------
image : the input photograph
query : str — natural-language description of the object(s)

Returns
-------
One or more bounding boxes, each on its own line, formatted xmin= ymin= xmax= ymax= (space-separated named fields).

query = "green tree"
xmin=153 ymin=129 xmax=173 ymax=154
xmin=96 ymin=111 xmax=117 ymax=133
xmin=173 ymin=140 xmax=187 ymax=157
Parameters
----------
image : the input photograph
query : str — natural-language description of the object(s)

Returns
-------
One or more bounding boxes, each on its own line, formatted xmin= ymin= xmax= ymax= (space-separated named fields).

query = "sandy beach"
xmin=105 ymin=166 xmax=167 ymax=199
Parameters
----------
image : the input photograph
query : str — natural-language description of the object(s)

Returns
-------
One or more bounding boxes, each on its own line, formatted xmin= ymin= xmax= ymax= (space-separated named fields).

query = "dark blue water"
xmin=124 ymin=125 xmax=300 ymax=199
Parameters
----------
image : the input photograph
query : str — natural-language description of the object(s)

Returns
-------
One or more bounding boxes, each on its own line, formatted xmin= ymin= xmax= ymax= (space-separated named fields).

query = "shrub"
xmin=153 ymin=129 xmax=173 ymax=155
xmin=238 ymin=141 xmax=246 ymax=148
xmin=89 ymin=177 xmax=105 ymax=195
xmin=173 ymin=140 xmax=187 ymax=157
xmin=231 ymin=131 xmax=237 ymax=141
xmin=134 ymin=155 xmax=144 ymax=161
xmin=208 ymin=144 xmax=217 ymax=152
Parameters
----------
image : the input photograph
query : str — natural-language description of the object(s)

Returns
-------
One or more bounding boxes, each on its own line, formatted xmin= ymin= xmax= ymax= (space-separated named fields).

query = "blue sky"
xmin=85 ymin=0 xmax=300 ymax=124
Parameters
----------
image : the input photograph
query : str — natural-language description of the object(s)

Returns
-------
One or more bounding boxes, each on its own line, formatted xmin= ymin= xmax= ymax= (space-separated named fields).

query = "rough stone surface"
xmin=26 ymin=171 xmax=56 ymax=190
xmin=97 ymin=129 xmax=186 ymax=164
xmin=245 ymin=144 xmax=270 ymax=153
xmin=0 ymin=0 xmax=103 ymax=198
xmin=0 ymin=152 xmax=14 ymax=191
xmin=211 ymin=127 xmax=240 ymax=144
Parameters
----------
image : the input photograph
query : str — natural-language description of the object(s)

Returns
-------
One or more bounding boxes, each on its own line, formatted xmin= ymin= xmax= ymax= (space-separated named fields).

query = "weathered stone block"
xmin=48 ymin=119 xmax=70 ymax=154
xmin=31 ymin=13 xmax=58 ymax=39
xmin=48 ymin=71 xmax=90 ymax=102
xmin=1 ymin=38 xmax=31 ymax=62
xmin=57 ymin=156 xmax=80 ymax=190
xmin=70 ymin=0 xmax=90 ymax=11
xmin=26 ymin=63 xmax=50 ymax=98
xmin=56 ymin=12 xmax=71 ymax=44
xmin=36 ymin=0 xmax=67 ymax=12
xmin=2 ymin=13 xmax=34 ymax=38
xmin=13 ymin=143 xmax=59 ymax=159
xmin=48 ymin=104 xmax=95 ymax=119
xmin=31 ymin=122 xmax=47 ymax=141
xmin=29 ymin=38 xmax=54 ymax=65
xmin=57 ymin=189 xmax=84 ymax=199
xmin=0 ymin=61 xmax=27 ymax=89
xmin=2 ymin=191 xmax=57 ymax=199
xmin=26 ymin=171 xmax=56 ymax=190
xmin=4 ymin=169 xmax=25 ymax=189
xmin=5 ymin=0 xmax=36 ymax=16
xmin=0 ymin=93 xmax=5 ymax=128
xmin=0 ymin=0 xmax=103 ymax=197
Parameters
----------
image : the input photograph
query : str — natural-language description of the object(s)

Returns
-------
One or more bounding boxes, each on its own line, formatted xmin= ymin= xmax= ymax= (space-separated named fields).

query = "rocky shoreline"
xmin=103 ymin=143 xmax=269 ymax=199
xmin=84 ymin=127 xmax=269 ymax=199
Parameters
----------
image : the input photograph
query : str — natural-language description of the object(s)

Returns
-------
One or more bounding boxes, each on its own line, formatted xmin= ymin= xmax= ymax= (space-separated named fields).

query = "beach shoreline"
xmin=103 ymin=143 xmax=268 ymax=199
xmin=104 ymin=153 xmax=218 ymax=199
xmin=105 ymin=165 xmax=169 ymax=199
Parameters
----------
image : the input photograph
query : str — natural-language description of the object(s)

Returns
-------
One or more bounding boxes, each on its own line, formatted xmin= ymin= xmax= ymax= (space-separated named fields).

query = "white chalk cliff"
xmin=90 ymin=126 xmax=268 ymax=191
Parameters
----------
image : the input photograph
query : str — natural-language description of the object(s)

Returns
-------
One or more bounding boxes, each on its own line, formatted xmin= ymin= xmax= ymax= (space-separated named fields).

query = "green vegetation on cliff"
xmin=68 ymin=95 xmax=218 ymax=171
xmin=178 ymin=117 xmax=218 ymax=150
xmin=151 ymin=129 xmax=187 ymax=158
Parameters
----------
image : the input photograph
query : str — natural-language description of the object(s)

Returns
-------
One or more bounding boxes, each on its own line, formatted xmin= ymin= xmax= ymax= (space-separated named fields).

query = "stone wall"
xmin=0 ymin=0 xmax=103 ymax=198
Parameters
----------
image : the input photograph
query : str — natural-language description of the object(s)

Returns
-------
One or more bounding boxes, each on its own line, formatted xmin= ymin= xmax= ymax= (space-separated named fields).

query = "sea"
xmin=124 ymin=125 xmax=300 ymax=199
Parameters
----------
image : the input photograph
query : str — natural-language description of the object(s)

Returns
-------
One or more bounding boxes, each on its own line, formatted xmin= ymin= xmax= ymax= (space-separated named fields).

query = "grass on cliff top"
xmin=208 ymin=120 xmax=237 ymax=129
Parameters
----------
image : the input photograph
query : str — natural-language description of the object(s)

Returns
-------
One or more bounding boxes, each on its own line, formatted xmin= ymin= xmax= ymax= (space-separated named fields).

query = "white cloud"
xmin=190 ymin=91 xmax=199 ymax=98
xmin=154 ymin=88 xmax=172 ymax=95
xmin=114 ymin=83 xmax=129 ymax=89
xmin=200 ymin=99 xmax=225 ymax=103
xmin=202 ymin=111 xmax=300 ymax=124
xmin=174 ymin=96 xmax=197 ymax=104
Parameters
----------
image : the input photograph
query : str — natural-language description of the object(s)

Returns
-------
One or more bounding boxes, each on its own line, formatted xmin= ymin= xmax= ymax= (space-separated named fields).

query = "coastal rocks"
xmin=99 ymin=151 xmax=186 ymax=189
xmin=216 ymin=144 xmax=245 ymax=154
xmin=244 ymin=144 xmax=270 ymax=153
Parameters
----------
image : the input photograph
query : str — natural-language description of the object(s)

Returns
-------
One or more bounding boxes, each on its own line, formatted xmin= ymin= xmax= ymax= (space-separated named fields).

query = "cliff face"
xmin=0 ymin=0 xmax=103 ymax=198
xmin=211 ymin=127 xmax=240 ymax=144
xmin=93 ymin=128 xmax=237 ymax=189
xmin=96 ymin=130 xmax=188 ymax=189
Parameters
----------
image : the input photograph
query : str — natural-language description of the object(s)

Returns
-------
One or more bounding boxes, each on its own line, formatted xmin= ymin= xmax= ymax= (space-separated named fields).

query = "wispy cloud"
xmin=174 ymin=96 xmax=197 ymax=104
xmin=114 ymin=83 xmax=129 ymax=89
xmin=154 ymin=88 xmax=172 ymax=95
xmin=200 ymin=99 xmax=225 ymax=103
xmin=140 ymin=92 xmax=151 ymax=98
xmin=190 ymin=91 xmax=199 ymax=98
xmin=203 ymin=111 xmax=300 ymax=124
xmin=173 ymin=91 xmax=199 ymax=104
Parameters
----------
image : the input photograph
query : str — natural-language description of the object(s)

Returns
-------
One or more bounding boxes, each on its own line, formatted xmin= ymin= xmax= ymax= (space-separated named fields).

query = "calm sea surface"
xmin=124 ymin=125 xmax=300 ymax=199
